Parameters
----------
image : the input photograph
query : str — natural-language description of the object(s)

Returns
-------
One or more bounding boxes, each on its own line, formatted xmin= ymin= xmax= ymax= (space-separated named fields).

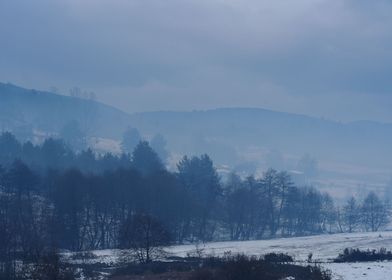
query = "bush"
xmin=113 ymin=254 xmax=331 ymax=280
xmin=213 ymin=255 xmax=329 ymax=280
xmin=264 ymin=252 xmax=294 ymax=263
xmin=334 ymin=248 xmax=392 ymax=263
xmin=31 ymin=250 xmax=75 ymax=280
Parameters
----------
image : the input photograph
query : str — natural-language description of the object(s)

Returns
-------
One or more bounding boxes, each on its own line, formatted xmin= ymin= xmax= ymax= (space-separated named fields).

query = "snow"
xmin=67 ymin=231 xmax=392 ymax=279
xmin=89 ymin=137 xmax=121 ymax=155
xmin=168 ymin=231 xmax=392 ymax=280
xmin=169 ymin=231 xmax=392 ymax=261
xmin=323 ymin=262 xmax=392 ymax=280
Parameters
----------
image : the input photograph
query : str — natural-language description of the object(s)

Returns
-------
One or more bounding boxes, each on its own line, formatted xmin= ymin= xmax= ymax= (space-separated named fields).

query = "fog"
xmin=3 ymin=2 xmax=392 ymax=278
xmin=1 ymin=1 xmax=392 ymax=198
xmin=1 ymin=0 xmax=392 ymax=122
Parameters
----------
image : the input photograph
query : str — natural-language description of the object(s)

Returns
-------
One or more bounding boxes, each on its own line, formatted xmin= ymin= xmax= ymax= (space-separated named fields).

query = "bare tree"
xmin=119 ymin=213 xmax=171 ymax=263
xmin=342 ymin=196 xmax=360 ymax=233
xmin=361 ymin=192 xmax=389 ymax=232
xmin=320 ymin=193 xmax=337 ymax=233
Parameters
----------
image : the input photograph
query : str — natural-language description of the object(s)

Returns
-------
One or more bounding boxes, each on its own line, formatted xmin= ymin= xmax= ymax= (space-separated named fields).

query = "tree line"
xmin=0 ymin=131 xmax=390 ymax=276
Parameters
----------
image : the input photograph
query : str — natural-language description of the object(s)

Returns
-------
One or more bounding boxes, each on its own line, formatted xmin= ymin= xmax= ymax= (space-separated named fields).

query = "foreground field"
xmin=169 ymin=231 xmax=392 ymax=261
xmin=168 ymin=232 xmax=392 ymax=280
xmin=323 ymin=262 xmax=392 ymax=280
xmin=67 ymin=231 xmax=392 ymax=279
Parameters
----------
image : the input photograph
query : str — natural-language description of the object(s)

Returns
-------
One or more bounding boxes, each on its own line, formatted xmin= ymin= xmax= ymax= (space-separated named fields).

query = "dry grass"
xmin=110 ymin=271 xmax=193 ymax=280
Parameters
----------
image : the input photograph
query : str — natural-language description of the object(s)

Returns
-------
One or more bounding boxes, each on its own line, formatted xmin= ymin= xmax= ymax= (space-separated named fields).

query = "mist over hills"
xmin=131 ymin=109 xmax=392 ymax=165
xmin=1 ymin=82 xmax=391 ymax=195
xmin=0 ymin=82 xmax=130 ymax=139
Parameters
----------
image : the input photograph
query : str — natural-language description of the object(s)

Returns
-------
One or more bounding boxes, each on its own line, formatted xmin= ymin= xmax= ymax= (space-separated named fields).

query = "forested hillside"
xmin=0 ymin=131 xmax=389 ymax=278
xmin=2 ymin=83 xmax=392 ymax=192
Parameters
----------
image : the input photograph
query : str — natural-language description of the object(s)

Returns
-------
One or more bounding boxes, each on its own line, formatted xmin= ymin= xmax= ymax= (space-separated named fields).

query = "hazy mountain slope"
xmin=1 ymin=83 xmax=392 ymax=172
xmin=129 ymin=109 xmax=392 ymax=168
xmin=0 ymin=82 xmax=131 ymax=138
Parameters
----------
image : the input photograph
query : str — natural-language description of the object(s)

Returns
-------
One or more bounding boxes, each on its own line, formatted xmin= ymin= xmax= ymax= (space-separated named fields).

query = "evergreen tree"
xmin=132 ymin=141 xmax=164 ymax=176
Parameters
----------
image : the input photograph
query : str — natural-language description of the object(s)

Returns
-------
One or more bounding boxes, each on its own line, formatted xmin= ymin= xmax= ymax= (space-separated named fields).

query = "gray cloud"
xmin=1 ymin=0 xmax=392 ymax=121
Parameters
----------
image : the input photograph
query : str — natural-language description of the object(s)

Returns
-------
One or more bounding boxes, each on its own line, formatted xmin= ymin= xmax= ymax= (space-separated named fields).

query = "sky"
xmin=1 ymin=0 xmax=392 ymax=122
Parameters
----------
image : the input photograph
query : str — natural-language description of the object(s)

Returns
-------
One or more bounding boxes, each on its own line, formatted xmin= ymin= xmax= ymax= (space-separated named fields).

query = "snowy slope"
xmin=169 ymin=231 xmax=392 ymax=261
xmin=66 ymin=231 xmax=392 ymax=279
xmin=168 ymin=231 xmax=392 ymax=280
xmin=323 ymin=262 xmax=392 ymax=280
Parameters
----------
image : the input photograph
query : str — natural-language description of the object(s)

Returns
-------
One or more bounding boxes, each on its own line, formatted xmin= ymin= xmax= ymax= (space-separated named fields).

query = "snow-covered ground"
xmin=168 ymin=231 xmax=392 ymax=280
xmin=66 ymin=231 xmax=392 ymax=279
xmin=89 ymin=137 xmax=122 ymax=155
xmin=169 ymin=231 xmax=392 ymax=261
xmin=323 ymin=262 xmax=392 ymax=280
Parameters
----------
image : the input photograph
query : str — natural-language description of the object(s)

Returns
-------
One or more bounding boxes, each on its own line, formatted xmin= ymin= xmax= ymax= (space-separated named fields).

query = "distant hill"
xmin=1 ymin=82 xmax=392 ymax=175
xmin=0 ymin=82 xmax=131 ymax=138
xmin=130 ymin=109 xmax=392 ymax=169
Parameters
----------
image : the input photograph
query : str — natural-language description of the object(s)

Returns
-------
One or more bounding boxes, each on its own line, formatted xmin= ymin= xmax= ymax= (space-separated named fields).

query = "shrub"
xmin=334 ymin=248 xmax=392 ymax=263
xmin=264 ymin=252 xmax=294 ymax=263
xmin=113 ymin=254 xmax=331 ymax=280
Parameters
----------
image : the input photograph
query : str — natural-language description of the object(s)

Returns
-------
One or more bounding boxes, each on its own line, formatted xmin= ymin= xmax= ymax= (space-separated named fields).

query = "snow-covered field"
xmin=323 ymin=262 xmax=392 ymax=280
xmin=67 ymin=231 xmax=392 ymax=279
xmin=169 ymin=231 xmax=392 ymax=261
xmin=169 ymin=231 xmax=392 ymax=280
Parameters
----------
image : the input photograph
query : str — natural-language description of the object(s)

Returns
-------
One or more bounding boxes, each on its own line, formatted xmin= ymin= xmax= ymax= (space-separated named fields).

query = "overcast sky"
xmin=1 ymin=0 xmax=392 ymax=122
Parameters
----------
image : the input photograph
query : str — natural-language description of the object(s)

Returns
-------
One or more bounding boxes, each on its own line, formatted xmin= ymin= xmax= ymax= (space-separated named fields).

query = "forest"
xmin=0 ymin=131 xmax=389 ymax=278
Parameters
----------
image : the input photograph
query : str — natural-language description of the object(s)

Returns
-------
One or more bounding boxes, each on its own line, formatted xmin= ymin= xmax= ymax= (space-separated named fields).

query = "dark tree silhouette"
xmin=0 ymin=132 xmax=21 ymax=165
xmin=119 ymin=213 xmax=171 ymax=263
xmin=132 ymin=141 xmax=164 ymax=176
xmin=342 ymin=196 xmax=360 ymax=233
xmin=177 ymin=154 xmax=221 ymax=241
xmin=361 ymin=192 xmax=389 ymax=232
xmin=60 ymin=120 xmax=86 ymax=151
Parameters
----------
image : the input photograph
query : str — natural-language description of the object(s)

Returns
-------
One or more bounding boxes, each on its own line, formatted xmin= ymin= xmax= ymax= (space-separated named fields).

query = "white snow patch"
xmin=89 ymin=137 xmax=121 ymax=155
